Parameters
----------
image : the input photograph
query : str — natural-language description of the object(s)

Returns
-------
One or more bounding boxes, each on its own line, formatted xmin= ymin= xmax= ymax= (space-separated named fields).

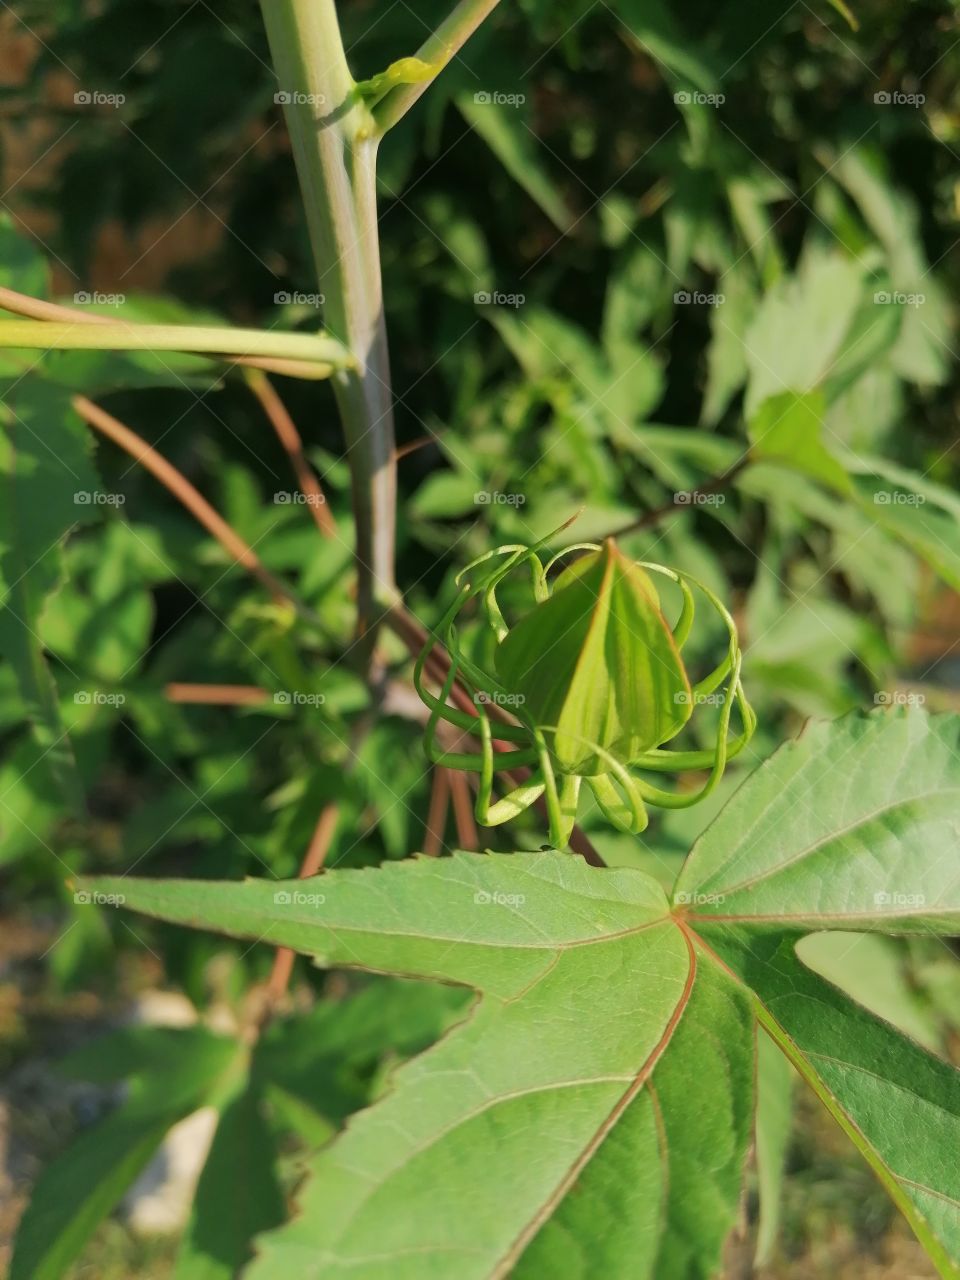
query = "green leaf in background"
xmin=748 ymin=391 xmax=851 ymax=493
xmin=823 ymin=146 xmax=953 ymax=387
xmin=743 ymin=244 xmax=871 ymax=416
xmin=456 ymin=95 xmax=575 ymax=233
xmin=10 ymin=1027 xmax=240 ymax=1280
xmin=611 ymin=0 xmax=720 ymax=91
xmin=847 ymin=461 xmax=960 ymax=593
xmin=0 ymin=379 xmax=100 ymax=812
xmin=42 ymin=520 xmax=156 ymax=683
xmin=0 ymin=733 xmax=64 ymax=865
xmin=174 ymin=1080 xmax=285 ymax=1280
xmin=12 ymin=981 xmax=469 ymax=1280
xmin=798 ymin=930 xmax=942 ymax=1050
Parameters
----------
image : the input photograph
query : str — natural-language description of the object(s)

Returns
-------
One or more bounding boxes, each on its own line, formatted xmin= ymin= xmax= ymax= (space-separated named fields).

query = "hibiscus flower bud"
xmin=495 ymin=539 xmax=692 ymax=773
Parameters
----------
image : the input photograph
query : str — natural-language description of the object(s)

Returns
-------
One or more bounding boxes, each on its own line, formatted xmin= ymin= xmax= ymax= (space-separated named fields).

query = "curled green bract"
xmin=415 ymin=536 xmax=756 ymax=848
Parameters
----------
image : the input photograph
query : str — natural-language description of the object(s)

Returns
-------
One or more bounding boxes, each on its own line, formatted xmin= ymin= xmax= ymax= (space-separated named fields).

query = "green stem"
xmin=373 ymin=0 xmax=505 ymax=134
xmin=261 ymin=0 xmax=397 ymax=631
xmin=0 ymin=320 xmax=349 ymax=368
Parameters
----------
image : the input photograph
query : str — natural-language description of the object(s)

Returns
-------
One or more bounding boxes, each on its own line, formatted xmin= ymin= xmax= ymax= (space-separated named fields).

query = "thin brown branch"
xmin=73 ymin=395 xmax=325 ymax=629
xmin=607 ymin=459 xmax=749 ymax=540
xmin=245 ymin=369 xmax=337 ymax=536
xmin=422 ymin=767 xmax=451 ymax=856
xmin=165 ymin=683 xmax=268 ymax=705
xmin=264 ymin=802 xmax=340 ymax=1015
xmin=395 ymin=430 xmax=444 ymax=461
xmin=448 ymin=769 xmax=479 ymax=850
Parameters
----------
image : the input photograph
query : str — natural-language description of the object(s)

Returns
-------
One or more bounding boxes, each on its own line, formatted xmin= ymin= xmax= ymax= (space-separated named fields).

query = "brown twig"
xmin=73 ymin=395 xmax=325 ymax=629
xmin=395 ymin=430 xmax=444 ymax=461
xmin=448 ymin=770 xmax=479 ymax=850
xmin=245 ymin=369 xmax=337 ymax=536
xmin=263 ymin=802 xmax=340 ymax=1015
xmin=422 ymin=767 xmax=451 ymax=856
xmin=607 ymin=458 xmax=750 ymax=540
xmin=165 ymin=683 xmax=268 ymax=705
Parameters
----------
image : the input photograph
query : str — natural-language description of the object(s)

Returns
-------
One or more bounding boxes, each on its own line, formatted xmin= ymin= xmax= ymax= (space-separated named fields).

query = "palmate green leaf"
xmin=673 ymin=708 xmax=960 ymax=932
xmin=86 ymin=853 xmax=754 ymax=1280
xmin=0 ymin=379 xmax=99 ymax=812
xmin=84 ymin=712 xmax=960 ymax=1278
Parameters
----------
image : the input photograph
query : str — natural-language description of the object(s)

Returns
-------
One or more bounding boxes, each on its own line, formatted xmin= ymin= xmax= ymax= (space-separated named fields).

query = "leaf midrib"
xmin=95 ymin=886 xmax=671 ymax=954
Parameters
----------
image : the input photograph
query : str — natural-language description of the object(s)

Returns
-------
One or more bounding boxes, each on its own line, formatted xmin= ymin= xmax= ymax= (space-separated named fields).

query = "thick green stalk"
xmin=260 ymin=0 xmax=397 ymax=627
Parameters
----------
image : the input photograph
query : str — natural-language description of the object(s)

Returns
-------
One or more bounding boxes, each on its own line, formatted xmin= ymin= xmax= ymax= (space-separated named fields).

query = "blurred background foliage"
xmin=1 ymin=0 xmax=959 ymax=1275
